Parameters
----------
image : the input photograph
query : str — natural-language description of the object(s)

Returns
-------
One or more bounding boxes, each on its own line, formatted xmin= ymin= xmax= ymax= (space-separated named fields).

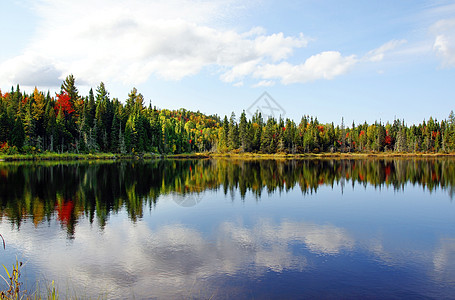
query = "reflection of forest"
xmin=1 ymin=158 xmax=454 ymax=237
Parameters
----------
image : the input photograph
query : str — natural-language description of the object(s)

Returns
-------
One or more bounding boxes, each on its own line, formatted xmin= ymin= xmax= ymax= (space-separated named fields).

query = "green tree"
xmin=228 ymin=112 xmax=239 ymax=150
xmin=61 ymin=74 xmax=80 ymax=106
xmin=11 ymin=117 xmax=25 ymax=149
xmin=239 ymin=110 xmax=251 ymax=152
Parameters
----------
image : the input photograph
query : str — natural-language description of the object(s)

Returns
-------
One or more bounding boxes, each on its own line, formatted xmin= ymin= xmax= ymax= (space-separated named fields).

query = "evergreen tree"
xmin=261 ymin=118 xmax=276 ymax=153
xmin=61 ymin=74 xmax=80 ymax=106
xmin=228 ymin=112 xmax=239 ymax=150
xmin=394 ymin=126 xmax=407 ymax=152
xmin=239 ymin=110 xmax=250 ymax=152
xmin=111 ymin=113 xmax=120 ymax=152
xmin=87 ymin=88 xmax=96 ymax=128
xmin=148 ymin=107 xmax=162 ymax=152
xmin=0 ymin=112 xmax=11 ymax=143
xmin=340 ymin=117 xmax=346 ymax=152
xmin=223 ymin=115 xmax=229 ymax=142
xmin=32 ymin=87 xmax=46 ymax=138
xmin=23 ymin=103 xmax=36 ymax=145
xmin=11 ymin=117 xmax=25 ymax=149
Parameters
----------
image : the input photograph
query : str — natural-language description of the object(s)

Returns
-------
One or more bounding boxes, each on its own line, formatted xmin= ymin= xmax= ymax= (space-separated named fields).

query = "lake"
xmin=1 ymin=158 xmax=455 ymax=299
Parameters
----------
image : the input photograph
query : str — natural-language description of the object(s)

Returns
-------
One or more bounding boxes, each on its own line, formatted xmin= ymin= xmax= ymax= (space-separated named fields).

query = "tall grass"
xmin=0 ymin=257 xmax=60 ymax=300
xmin=1 ymin=259 xmax=25 ymax=299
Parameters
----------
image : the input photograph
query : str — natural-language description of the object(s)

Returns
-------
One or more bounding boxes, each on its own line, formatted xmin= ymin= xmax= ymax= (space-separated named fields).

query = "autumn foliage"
xmin=0 ymin=75 xmax=453 ymax=155
xmin=54 ymin=91 xmax=75 ymax=115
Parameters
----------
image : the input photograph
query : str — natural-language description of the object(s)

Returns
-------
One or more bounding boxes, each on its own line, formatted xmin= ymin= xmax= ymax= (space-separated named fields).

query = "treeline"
xmin=1 ymin=75 xmax=455 ymax=155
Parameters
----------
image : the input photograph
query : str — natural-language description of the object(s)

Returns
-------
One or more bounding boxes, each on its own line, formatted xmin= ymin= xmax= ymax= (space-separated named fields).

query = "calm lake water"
xmin=1 ymin=158 xmax=455 ymax=299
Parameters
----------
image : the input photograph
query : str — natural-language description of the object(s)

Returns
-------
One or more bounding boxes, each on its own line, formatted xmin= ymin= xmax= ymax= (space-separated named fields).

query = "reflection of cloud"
xmin=0 ymin=217 xmax=354 ymax=298
xmin=171 ymin=192 xmax=203 ymax=207
xmin=433 ymin=238 xmax=455 ymax=283
xmin=365 ymin=237 xmax=394 ymax=265
xmin=222 ymin=220 xmax=355 ymax=256
xmin=5 ymin=217 xmax=455 ymax=298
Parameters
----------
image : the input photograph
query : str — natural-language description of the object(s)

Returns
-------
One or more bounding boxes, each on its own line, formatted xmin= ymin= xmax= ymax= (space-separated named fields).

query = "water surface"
xmin=1 ymin=159 xmax=455 ymax=299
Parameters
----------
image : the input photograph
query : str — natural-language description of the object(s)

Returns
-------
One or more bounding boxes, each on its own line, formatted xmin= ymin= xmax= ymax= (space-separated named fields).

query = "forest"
xmin=1 ymin=75 xmax=454 ymax=155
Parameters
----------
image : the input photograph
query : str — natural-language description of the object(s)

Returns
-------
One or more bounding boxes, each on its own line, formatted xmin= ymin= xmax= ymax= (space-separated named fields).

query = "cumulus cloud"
xmin=432 ymin=19 xmax=455 ymax=67
xmin=0 ymin=0 xmax=409 ymax=89
xmin=0 ymin=53 xmax=62 ymax=87
xmin=0 ymin=0 xmax=308 ymax=88
xmin=254 ymin=51 xmax=357 ymax=84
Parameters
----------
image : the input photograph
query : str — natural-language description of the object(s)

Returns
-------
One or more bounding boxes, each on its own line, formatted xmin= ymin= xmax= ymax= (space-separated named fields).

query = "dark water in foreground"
xmin=1 ymin=159 xmax=455 ymax=299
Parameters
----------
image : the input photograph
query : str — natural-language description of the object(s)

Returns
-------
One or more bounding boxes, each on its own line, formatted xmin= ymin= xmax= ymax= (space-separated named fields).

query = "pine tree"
xmin=251 ymin=112 xmax=263 ymax=152
xmin=61 ymin=74 xmax=80 ymax=106
xmin=223 ymin=115 xmax=229 ymax=142
xmin=111 ymin=113 xmax=120 ymax=152
xmin=228 ymin=112 xmax=239 ymax=150
xmin=87 ymin=88 xmax=96 ymax=128
xmin=24 ymin=103 xmax=36 ymax=145
xmin=11 ymin=117 xmax=25 ymax=149
xmin=394 ymin=127 xmax=407 ymax=152
xmin=340 ymin=117 xmax=346 ymax=152
xmin=0 ymin=112 xmax=11 ymax=143
xmin=119 ymin=124 xmax=126 ymax=154
xmin=55 ymin=108 xmax=67 ymax=152
xmin=95 ymin=82 xmax=113 ymax=151
xmin=32 ymin=87 xmax=46 ymax=138
xmin=261 ymin=118 xmax=276 ymax=153
xmin=239 ymin=110 xmax=250 ymax=152
xmin=150 ymin=108 xmax=162 ymax=153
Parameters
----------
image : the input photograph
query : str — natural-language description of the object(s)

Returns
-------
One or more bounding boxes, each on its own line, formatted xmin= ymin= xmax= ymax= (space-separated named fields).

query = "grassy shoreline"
xmin=208 ymin=152 xmax=455 ymax=160
xmin=1 ymin=151 xmax=455 ymax=162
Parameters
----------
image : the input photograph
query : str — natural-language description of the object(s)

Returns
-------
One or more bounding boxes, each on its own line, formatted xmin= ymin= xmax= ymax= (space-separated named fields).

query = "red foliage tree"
xmin=54 ymin=91 xmax=75 ymax=116
xmin=384 ymin=135 xmax=392 ymax=146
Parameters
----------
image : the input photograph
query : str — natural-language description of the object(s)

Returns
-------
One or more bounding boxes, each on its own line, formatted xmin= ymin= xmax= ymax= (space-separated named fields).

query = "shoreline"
xmin=1 ymin=151 xmax=455 ymax=162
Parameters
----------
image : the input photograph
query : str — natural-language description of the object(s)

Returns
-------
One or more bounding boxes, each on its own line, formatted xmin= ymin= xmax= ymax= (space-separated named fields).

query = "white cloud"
xmin=0 ymin=52 xmax=62 ymax=87
xmin=366 ymin=40 xmax=407 ymax=62
xmin=254 ymin=32 xmax=308 ymax=62
xmin=0 ymin=0 xmax=415 ymax=89
xmin=432 ymin=18 xmax=455 ymax=67
xmin=254 ymin=51 xmax=357 ymax=84
xmin=220 ymin=58 xmax=263 ymax=83
xmin=252 ymin=80 xmax=275 ymax=87
xmin=0 ymin=0 xmax=309 ymax=88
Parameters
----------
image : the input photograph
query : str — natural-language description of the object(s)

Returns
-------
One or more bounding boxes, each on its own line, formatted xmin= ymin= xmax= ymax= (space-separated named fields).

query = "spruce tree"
xmin=228 ymin=112 xmax=239 ymax=150
xmin=11 ymin=117 xmax=25 ymax=149
xmin=61 ymin=74 xmax=80 ymax=106
xmin=239 ymin=110 xmax=250 ymax=152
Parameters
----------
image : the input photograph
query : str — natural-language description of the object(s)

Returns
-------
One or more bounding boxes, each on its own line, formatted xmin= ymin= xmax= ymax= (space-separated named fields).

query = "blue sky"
xmin=1 ymin=0 xmax=454 ymax=125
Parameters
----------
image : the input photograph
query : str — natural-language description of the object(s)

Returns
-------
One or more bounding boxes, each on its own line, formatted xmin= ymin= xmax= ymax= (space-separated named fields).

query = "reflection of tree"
xmin=0 ymin=158 xmax=454 ymax=236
